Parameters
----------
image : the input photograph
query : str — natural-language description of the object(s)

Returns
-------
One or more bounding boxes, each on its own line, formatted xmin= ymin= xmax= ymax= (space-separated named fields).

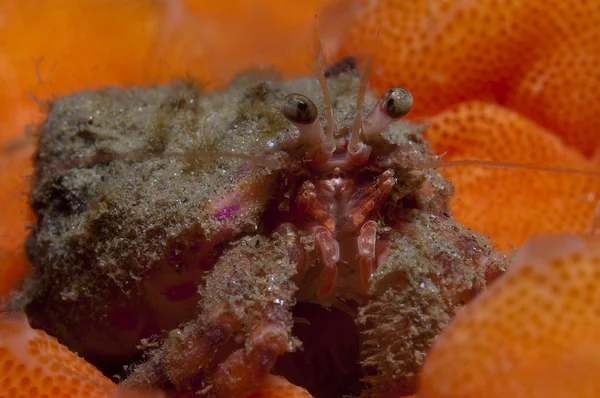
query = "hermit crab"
xmin=8 ymin=58 xmax=507 ymax=397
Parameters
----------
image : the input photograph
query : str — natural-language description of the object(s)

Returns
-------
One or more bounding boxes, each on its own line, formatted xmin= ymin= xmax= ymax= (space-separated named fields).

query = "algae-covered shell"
xmin=12 ymin=75 xmax=328 ymax=360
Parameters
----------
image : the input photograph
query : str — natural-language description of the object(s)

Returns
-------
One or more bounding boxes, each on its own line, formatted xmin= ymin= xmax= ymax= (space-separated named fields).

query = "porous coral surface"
xmin=419 ymin=234 xmax=600 ymax=397
xmin=0 ymin=312 xmax=116 ymax=397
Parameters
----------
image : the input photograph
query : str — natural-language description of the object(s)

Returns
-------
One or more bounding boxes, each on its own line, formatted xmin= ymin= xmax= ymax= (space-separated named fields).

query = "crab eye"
xmin=384 ymin=87 xmax=413 ymax=119
xmin=282 ymin=94 xmax=318 ymax=124
xmin=362 ymin=87 xmax=414 ymax=142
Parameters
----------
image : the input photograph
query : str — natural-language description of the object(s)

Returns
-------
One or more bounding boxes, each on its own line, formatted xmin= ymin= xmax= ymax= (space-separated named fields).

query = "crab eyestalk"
xmin=362 ymin=87 xmax=413 ymax=142
xmin=282 ymin=93 xmax=323 ymax=146
xmin=282 ymin=92 xmax=335 ymax=165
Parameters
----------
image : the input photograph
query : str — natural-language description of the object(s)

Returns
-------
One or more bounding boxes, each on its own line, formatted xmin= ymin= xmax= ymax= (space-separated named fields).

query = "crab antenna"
xmin=349 ymin=54 xmax=373 ymax=154
xmin=315 ymin=40 xmax=336 ymax=156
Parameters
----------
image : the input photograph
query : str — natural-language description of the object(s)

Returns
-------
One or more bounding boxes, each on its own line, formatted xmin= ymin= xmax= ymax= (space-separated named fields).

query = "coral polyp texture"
xmin=425 ymin=101 xmax=600 ymax=251
xmin=333 ymin=0 xmax=600 ymax=138
xmin=0 ymin=311 xmax=168 ymax=398
xmin=7 ymin=69 xmax=507 ymax=397
xmin=419 ymin=234 xmax=600 ymax=397
xmin=0 ymin=312 xmax=116 ymax=397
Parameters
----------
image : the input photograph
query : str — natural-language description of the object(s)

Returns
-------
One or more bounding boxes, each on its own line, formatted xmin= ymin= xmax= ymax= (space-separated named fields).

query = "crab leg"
xmin=123 ymin=236 xmax=298 ymax=398
xmin=358 ymin=220 xmax=378 ymax=292
xmin=165 ymin=305 xmax=241 ymax=385
xmin=314 ymin=226 xmax=340 ymax=298
xmin=298 ymin=180 xmax=336 ymax=232
xmin=274 ymin=223 xmax=308 ymax=282
xmin=346 ymin=169 xmax=396 ymax=230
xmin=214 ymin=322 xmax=290 ymax=397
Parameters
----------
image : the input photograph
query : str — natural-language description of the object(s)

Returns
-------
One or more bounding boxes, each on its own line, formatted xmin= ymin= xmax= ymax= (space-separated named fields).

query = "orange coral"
xmin=506 ymin=29 xmax=600 ymax=158
xmin=419 ymin=234 xmax=600 ymax=397
xmin=0 ymin=312 xmax=116 ymax=397
xmin=425 ymin=101 xmax=600 ymax=250
xmin=331 ymin=0 xmax=600 ymax=124
xmin=329 ymin=0 xmax=545 ymax=116
xmin=247 ymin=375 xmax=313 ymax=398
xmin=0 ymin=153 xmax=32 ymax=297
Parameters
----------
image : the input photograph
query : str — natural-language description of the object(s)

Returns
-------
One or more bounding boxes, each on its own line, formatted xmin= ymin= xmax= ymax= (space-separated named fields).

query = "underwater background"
xmin=1 ymin=1 xmax=600 ymax=397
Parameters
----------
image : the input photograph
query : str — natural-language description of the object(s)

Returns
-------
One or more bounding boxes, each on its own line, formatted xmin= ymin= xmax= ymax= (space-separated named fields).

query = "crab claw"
xmin=124 ymin=236 xmax=298 ymax=398
xmin=315 ymin=226 xmax=341 ymax=299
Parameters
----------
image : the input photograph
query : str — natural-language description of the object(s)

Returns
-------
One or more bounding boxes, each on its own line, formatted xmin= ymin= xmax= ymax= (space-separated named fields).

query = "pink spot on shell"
xmin=212 ymin=204 xmax=240 ymax=221
xmin=162 ymin=281 xmax=198 ymax=301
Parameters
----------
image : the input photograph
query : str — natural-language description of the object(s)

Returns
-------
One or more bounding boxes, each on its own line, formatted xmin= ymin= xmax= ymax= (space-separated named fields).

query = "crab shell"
xmin=8 ymin=71 xmax=507 ymax=397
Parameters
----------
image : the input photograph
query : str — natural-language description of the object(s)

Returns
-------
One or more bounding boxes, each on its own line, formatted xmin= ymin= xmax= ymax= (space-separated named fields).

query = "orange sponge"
xmin=0 ymin=312 xmax=117 ymax=397
xmin=425 ymin=101 xmax=600 ymax=251
xmin=329 ymin=0 xmax=600 ymax=119
xmin=506 ymin=29 xmax=600 ymax=158
xmin=0 ymin=312 xmax=168 ymax=397
xmin=419 ymin=234 xmax=600 ymax=397
xmin=247 ymin=374 xmax=313 ymax=398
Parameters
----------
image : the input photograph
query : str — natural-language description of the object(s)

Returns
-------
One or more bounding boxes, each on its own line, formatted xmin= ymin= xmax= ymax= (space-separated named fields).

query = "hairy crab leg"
xmin=124 ymin=236 xmax=298 ymax=398
xmin=213 ymin=322 xmax=290 ymax=397
xmin=123 ymin=303 xmax=242 ymax=388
